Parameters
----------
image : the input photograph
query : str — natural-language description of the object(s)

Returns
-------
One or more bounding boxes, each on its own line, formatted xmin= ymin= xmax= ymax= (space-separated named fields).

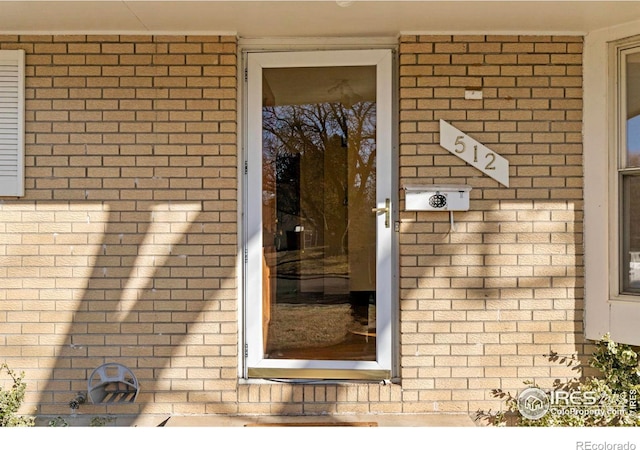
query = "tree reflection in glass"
xmin=261 ymin=66 xmax=377 ymax=361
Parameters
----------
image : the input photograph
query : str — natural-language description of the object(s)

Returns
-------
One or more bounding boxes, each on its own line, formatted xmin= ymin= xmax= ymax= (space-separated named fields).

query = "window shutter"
xmin=0 ymin=50 xmax=25 ymax=197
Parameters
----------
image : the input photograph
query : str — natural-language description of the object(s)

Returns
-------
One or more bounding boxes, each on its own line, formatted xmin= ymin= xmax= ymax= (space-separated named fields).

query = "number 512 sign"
xmin=439 ymin=120 xmax=509 ymax=187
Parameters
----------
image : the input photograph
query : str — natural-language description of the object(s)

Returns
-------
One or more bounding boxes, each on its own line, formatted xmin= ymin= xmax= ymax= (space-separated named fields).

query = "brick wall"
xmin=0 ymin=34 xmax=585 ymax=419
xmin=0 ymin=35 xmax=239 ymax=416
xmin=397 ymin=35 xmax=585 ymax=414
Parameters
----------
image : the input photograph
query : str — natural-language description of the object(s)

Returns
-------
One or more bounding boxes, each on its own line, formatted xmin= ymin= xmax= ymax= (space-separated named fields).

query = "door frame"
xmin=242 ymin=48 xmax=397 ymax=380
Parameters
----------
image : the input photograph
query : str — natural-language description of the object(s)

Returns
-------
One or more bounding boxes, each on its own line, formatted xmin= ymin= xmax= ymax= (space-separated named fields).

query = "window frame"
xmin=610 ymin=40 xmax=640 ymax=301
xmin=613 ymin=43 xmax=640 ymax=297
xmin=584 ymin=28 xmax=640 ymax=346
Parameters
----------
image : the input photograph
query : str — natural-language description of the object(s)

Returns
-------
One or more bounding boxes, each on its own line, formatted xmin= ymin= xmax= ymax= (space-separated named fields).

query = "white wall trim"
xmin=239 ymin=36 xmax=399 ymax=52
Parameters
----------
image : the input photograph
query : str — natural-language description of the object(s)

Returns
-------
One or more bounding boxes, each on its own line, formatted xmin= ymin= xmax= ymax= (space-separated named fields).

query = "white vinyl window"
xmin=0 ymin=49 xmax=25 ymax=197
xmin=584 ymin=32 xmax=640 ymax=346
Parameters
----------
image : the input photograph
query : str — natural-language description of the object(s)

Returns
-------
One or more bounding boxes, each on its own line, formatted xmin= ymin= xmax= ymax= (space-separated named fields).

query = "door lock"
xmin=372 ymin=198 xmax=390 ymax=228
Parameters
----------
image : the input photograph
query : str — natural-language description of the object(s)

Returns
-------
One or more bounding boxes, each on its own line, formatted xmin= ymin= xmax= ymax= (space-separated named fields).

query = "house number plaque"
xmin=439 ymin=119 xmax=509 ymax=187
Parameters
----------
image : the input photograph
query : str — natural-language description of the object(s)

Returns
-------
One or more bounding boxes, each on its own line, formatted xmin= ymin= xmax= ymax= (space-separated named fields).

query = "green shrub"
xmin=478 ymin=334 xmax=640 ymax=426
xmin=90 ymin=416 xmax=115 ymax=427
xmin=0 ymin=362 xmax=35 ymax=427
xmin=47 ymin=416 xmax=69 ymax=427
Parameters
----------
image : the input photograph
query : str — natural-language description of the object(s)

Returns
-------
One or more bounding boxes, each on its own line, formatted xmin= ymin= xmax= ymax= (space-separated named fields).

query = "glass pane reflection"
xmin=622 ymin=175 xmax=640 ymax=292
xmin=261 ymin=66 xmax=377 ymax=361
xmin=626 ymin=53 xmax=640 ymax=167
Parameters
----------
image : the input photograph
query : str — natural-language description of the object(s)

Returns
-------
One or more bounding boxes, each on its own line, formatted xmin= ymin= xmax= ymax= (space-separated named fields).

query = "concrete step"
xmin=159 ymin=413 xmax=476 ymax=427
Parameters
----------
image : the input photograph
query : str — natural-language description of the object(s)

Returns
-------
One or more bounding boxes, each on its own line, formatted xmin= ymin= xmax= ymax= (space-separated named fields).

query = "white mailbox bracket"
xmin=404 ymin=184 xmax=472 ymax=231
xmin=404 ymin=184 xmax=472 ymax=211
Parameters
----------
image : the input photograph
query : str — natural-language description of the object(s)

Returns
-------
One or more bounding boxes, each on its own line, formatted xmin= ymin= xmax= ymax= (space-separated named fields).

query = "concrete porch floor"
xmin=134 ymin=413 xmax=477 ymax=427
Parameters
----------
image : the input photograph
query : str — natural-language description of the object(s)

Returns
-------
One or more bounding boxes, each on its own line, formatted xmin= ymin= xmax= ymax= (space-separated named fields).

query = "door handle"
xmin=372 ymin=198 xmax=390 ymax=228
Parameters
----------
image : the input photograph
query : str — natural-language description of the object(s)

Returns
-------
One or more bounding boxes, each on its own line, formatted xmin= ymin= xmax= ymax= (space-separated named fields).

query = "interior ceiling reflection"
xmin=262 ymin=66 xmax=376 ymax=107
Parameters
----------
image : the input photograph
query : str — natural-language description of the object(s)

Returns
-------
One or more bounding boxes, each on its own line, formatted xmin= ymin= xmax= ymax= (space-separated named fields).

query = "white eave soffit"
xmin=1 ymin=1 xmax=640 ymax=37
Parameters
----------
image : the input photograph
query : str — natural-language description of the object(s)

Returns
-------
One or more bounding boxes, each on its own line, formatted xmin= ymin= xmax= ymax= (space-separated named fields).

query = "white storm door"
xmin=245 ymin=49 xmax=393 ymax=380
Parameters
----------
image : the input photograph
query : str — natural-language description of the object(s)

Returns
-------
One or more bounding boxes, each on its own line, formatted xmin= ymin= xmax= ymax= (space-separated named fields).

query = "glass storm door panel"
xmin=245 ymin=50 xmax=393 ymax=380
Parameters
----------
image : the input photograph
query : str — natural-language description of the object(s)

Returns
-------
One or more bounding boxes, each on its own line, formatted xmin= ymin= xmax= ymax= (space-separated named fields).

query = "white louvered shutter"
xmin=0 ymin=50 xmax=25 ymax=197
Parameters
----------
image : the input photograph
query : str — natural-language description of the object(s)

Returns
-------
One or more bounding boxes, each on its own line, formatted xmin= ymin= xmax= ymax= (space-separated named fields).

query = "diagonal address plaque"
xmin=439 ymin=120 xmax=509 ymax=187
